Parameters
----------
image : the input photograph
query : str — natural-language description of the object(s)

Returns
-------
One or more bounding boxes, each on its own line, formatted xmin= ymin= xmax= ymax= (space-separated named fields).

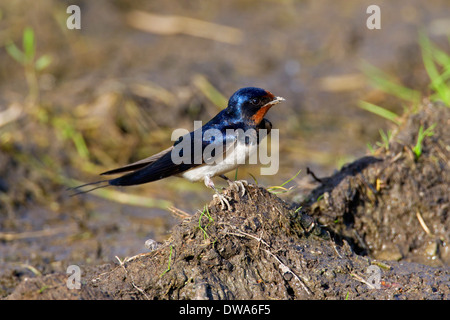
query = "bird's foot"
xmin=227 ymin=179 xmax=248 ymax=197
xmin=213 ymin=193 xmax=232 ymax=211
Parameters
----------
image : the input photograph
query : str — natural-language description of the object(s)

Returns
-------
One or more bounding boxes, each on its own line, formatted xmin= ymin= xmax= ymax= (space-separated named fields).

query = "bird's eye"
xmin=250 ymin=98 xmax=260 ymax=105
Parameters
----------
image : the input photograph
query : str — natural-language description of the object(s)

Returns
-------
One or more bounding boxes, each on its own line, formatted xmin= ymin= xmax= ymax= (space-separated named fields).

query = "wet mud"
xmin=4 ymin=102 xmax=449 ymax=300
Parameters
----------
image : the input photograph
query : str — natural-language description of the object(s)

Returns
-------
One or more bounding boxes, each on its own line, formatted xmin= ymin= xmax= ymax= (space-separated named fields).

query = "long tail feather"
xmin=68 ymin=180 xmax=111 ymax=196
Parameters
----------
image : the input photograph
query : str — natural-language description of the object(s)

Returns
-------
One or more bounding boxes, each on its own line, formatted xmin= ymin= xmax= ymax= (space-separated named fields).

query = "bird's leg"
xmin=219 ymin=174 xmax=248 ymax=197
xmin=219 ymin=174 xmax=231 ymax=182
xmin=204 ymin=175 xmax=232 ymax=211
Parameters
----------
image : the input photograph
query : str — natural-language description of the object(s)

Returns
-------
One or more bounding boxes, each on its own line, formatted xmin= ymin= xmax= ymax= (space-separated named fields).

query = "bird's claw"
xmin=213 ymin=193 xmax=232 ymax=211
xmin=227 ymin=180 xmax=248 ymax=197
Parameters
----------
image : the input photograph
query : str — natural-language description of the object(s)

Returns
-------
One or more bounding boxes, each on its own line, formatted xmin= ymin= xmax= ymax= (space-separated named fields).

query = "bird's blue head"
xmin=226 ymin=87 xmax=284 ymax=125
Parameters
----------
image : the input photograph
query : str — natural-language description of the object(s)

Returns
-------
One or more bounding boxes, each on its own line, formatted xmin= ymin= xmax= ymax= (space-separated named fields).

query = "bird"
xmin=72 ymin=87 xmax=285 ymax=209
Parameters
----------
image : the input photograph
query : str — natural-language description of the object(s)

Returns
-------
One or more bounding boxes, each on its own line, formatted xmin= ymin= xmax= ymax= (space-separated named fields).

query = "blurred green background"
xmin=0 ymin=0 xmax=449 ymax=279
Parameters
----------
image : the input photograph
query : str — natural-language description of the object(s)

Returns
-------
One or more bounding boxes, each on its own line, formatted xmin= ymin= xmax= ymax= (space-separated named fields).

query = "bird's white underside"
xmin=180 ymin=140 xmax=258 ymax=182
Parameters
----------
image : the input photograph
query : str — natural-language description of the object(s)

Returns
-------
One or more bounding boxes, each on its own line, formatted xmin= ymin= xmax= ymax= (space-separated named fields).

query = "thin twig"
xmin=115 ymin=256 xmax=150 ymax=299
xmin=263 ymin=249 xmax=311 ymax=295
xmin=306 ymin=167 xmax=323 ymax=183
xmin=416 ymin=211 xmax=432 ymax=235
xmin=168 ymin=206 xmax=192 ymax=219
xmin=350 ymin=272 xmax=376 ymax=290
xmin=220 ymin=222 xmax=311 ymax=295
xmin=332 ymin=243 xmax=343 ymax=259
xmin=227 ymin=231 xmax=270 ymax=248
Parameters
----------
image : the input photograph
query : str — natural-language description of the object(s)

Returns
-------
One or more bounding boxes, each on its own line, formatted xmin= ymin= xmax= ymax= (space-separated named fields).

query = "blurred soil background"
xmin=0 ymin=0 xmax=449 ymax=298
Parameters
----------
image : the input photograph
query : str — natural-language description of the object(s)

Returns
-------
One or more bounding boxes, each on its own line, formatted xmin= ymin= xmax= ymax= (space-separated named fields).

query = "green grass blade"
xmin=267 ymin=169 xmax=301 ymax=194
xmin=419 ymin=31 xmax=450 ymax=105
xmin=422 ymin=33 xmax=450 ymax=68
xmin=440 ymin=68 xmax=450 ymax=82
xmin=279 ymin=169 xmax=302 ymax=188
xmin=358 ymin=101 xmax=401 ymax=125
xmin=248 ymin=172 xmax=258 ymax=185
xmin=366 ymin=142 xmax=375 ymax=154
xmin=412 ymin=123 xmax=436 ymax=160
xmin=23 ymin=27 xmax=35 ymax=63
xmin=5 ymin=41 xmax=25 ymax=64
xmin=193 ymin=74 xmax=228 ymax=110
xmin=160 ymin=245 xmax=173 ymax=277
xmin=35 ymin=54 xmax=52 ymax=71
xmin=72 ymin=132 xmax=90 ymax=159
xmin=361 ymin=61 xmax=421 ymax=104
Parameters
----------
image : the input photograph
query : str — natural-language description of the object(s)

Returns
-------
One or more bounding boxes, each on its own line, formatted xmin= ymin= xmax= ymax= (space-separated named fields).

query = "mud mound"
xmin=4 ymin=102 xmax=450 ymax=300
xmin=88 ymin=186 xmax=333 ymax=300
xmin=304 ymin=101 xmax=449 ymax=265
xmin=6 ymin=184 xmax=449 ymax=300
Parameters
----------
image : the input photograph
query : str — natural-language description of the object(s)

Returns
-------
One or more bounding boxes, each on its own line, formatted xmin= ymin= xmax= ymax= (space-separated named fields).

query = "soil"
xmin=4 ymin=101 xmax=449 ymax=300
xmin=303 ymin=101 xmax=450 ymax=267
xmin=0 ymin=0 xmax=449 ymax=301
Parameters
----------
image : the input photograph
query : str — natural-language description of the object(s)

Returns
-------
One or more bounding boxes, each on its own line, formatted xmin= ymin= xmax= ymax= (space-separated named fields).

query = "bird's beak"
xmin=263 ymin=90 xmax=285 ymax=106
xmin=268 ymin=96 xmax=285 ymax=106
xmin=252 ymin=95 xmax=285 ymax=124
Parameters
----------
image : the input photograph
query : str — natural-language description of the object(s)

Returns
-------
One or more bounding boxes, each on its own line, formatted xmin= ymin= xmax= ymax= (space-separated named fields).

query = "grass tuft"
xmin=362 ymin=32 xmax=448 ymax=156
xmin=198 ymin=205 xmax=214 ymax=240
xmin=360 ymin=61 xmax=421 ymax=106
xmin=5 ymin=26 xmax=52 ymax=105
xmin=267 ymin=169 xmax=301 ymax=194
xmin=412 ymin=123 xmax=436 ymax=160
xmin=419 ymin=31 xmax=450 ymax=106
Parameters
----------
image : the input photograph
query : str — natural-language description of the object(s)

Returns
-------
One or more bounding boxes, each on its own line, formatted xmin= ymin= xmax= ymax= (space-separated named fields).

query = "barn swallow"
xmin=72 ymin=87 xmax=284 ymax=209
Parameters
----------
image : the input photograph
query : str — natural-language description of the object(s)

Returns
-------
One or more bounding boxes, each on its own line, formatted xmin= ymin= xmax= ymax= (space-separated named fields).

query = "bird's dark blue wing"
xmin=108 ymin=147 xmax=196 ymax=186
xmin=107 ymin=126 xmax=235 ymax=186
xmin=100 ymin=146 xmax=174 ymax=176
